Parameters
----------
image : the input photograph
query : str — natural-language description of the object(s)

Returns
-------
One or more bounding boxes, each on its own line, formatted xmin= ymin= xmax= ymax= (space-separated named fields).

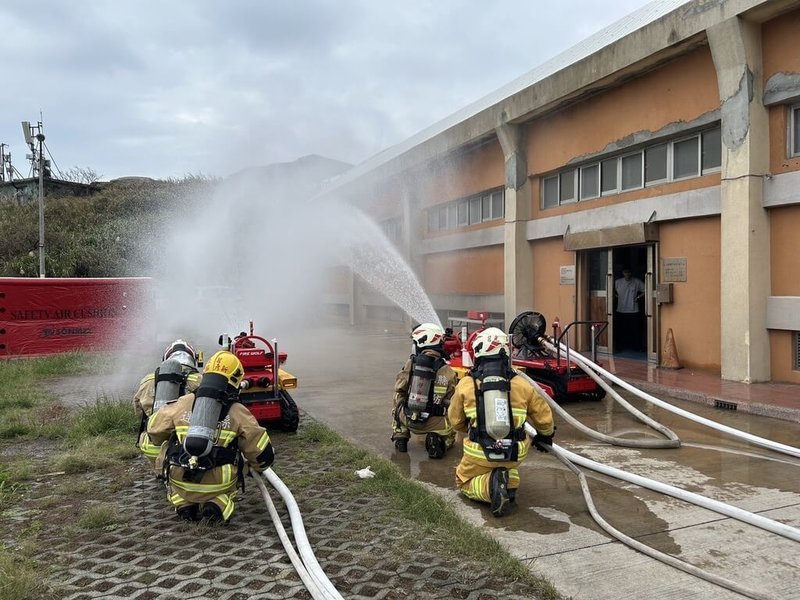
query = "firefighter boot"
xmin=177 ymin=505 xmax=200 ymax=522
xmin=201 ymin=502 xmax=224 ymax=525
xmin=425 ymin=433 xmax=446 ymax=459
xmin=394 ymin=438 xmax=408 ymax=453
xmin=490 ymin=468 xmax=510 ymax=517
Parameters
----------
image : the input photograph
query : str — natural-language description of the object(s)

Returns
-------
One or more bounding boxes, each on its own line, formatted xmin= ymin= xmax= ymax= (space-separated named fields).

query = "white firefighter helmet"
xmin=163 ymin=339 xmax=197 ymax=369
xmin=471 ymin=327 xmax=509 ymax=359
xmin=411 ymin=323 xmax=444 ymax=349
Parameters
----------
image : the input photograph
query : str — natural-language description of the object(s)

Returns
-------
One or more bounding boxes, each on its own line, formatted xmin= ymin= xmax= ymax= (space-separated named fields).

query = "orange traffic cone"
xmin=661 ymin=328 xmax=682 ymax=369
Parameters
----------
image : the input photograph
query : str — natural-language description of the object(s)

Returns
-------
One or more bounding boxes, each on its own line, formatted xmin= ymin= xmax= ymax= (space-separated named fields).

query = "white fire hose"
xmin=516 ymin=369 xmax=799 ymax=600
xmin=253 ymin=467 xmax=345 ymax=600
xmin=543 ymin=338 xmax=800 ymax=460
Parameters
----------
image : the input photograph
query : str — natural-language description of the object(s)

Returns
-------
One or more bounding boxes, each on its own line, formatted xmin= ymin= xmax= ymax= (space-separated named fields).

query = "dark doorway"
xmin=612 ymin=246 xmax=647 ymax=358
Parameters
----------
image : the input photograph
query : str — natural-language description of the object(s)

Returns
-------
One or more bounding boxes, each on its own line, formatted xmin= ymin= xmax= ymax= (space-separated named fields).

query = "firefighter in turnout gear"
xmin=147 ymin=350 xmax=275 ymax=523
xmin=134 ymin=340 xmax=202 ymax=467
xmin=391 ymin=322 xmax=458 ymax=458
xmin=447 ymin=327 xmax=555 ymax=517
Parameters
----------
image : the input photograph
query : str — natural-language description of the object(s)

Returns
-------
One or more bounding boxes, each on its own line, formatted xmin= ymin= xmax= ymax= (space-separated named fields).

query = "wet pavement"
xmin=55 ymin=325 xmax=800 ymax=599
xmin=286 ymin=326 xmax=800 ymax=600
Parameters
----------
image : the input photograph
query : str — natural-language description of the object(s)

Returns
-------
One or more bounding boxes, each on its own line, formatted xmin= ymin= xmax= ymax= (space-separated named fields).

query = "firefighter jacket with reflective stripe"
xmin=393 ymin=349 xmax=457 ymax=420
xmin=147 ymin=393 xmax=274 ymax=505
xmin=448 ymin=373 xmax=554 ymax=469
xmin=133 ymin=371 xmax=201 ymax=419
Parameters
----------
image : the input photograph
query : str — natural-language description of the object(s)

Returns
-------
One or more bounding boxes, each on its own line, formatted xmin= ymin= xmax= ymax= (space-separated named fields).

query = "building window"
xmin=430 ymin=187 xmax=504 ymax=231
xmin=469 ymin=196 xmax=481 ymax=224
xmin=559 ymin=169 xmax=576 ymax=203
xmin=542 ymin=175 xmax=559 ymax=208
xmin=381 ymin=217 xmax=402 ymax=241
xmin=645 ymin=144 xmax=668 ymax=184
xmin=539 ymin=125 xmax=721 ymax=210
xmin=580 ymin=164 xmax=599 ymax=200
xmin=702 ymin=128 xmax=721 ymax=172
xmin=601 ymin=158 xmax=618 ymax=194
xmin=621 ymin=152 xmax=643 ymax=190
xmin=673 ymin=136 xmax=700 ymax=180
xmin=457 ymin=199 xmax=469 ymax=226
xmin=795 ymin=331 xmax=800 ymax=371
xmin=790 ymin=104 xmax=800 ymax=157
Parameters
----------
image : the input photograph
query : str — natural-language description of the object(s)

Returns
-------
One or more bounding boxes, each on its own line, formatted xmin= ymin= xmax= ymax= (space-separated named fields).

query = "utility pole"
xmin=22 ymin=120 xmax=46 ymax=278
xmin=37 ymin=129 xmax=45 ymax=278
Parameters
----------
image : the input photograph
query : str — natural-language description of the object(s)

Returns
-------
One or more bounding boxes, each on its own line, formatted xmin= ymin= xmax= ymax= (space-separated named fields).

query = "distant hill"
xmin=226 ymin=154 xmax=352 ymax=188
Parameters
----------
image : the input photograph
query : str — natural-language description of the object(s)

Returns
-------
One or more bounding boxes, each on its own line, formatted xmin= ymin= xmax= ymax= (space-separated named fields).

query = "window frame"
xmin=600 ymin=157 xmax=619 ymax=196
xmin=701 ymin=127 xmax=722 ymax=174
xmin=559 ymin=168 xmax=577 ymax=204
xmin=580 ymin=163 xmax=600 ymax=201
xmin=671 ymin=134 xmax=701 ymax=181
xmin=620 ymin=151 xmax=644 ymax=192
xmin=791 ymin=103 xmax=800 ymax=158
xmin=542 ymin=175 xmax=559 ymax=209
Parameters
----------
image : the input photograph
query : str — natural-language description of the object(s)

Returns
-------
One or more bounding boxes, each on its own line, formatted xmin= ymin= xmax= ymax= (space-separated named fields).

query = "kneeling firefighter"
xmin=447 ymin=327 xmax=555 ymax=517
xmin=391 ymin=322 xmax=458 ymax=459
xmin=147 ymin=350 xmax=275 ymax=523
xmin=134 ymin=339 xmax=202 ymax=467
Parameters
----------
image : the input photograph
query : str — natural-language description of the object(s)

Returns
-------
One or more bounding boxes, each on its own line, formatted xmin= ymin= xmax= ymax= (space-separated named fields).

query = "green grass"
xmin=284 ymin=422 xmax=563 ymax=599
xmin=77 ymin=504 xmax=123 ymax=530
xmin=67 ymin=396 xmax=139 ymax=442
xmin=0 ymin=543 xmax=55 ymax=600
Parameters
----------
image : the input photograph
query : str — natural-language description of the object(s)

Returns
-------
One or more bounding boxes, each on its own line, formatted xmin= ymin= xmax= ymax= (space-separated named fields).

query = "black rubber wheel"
xmin=279 ymin=390 xmax=299 ymax=432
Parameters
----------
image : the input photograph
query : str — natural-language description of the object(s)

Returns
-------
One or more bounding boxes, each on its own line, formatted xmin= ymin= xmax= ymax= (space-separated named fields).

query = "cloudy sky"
xmin=0 ymin=0 xmax=656 ymax=181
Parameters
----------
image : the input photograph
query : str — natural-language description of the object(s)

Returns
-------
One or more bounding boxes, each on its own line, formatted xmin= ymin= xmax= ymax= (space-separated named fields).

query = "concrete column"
xmin=400 ymin=182 xmax=420 ymax=329
xmin=708 ymin=17 xmax=771 ymax=382
xmin=496 ymin=122 xmax=533 ymax=326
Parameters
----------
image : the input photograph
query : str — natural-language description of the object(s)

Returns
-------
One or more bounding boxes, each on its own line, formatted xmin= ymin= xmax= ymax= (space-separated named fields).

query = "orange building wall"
xmin=769 ymin=205 xmax=800 ymax=383
xmin=527 ymin=46 xmax=719 ymax=174
xmin=527 ymin=46 xmax=721 ymax=218
xmin=417 ymin=141 xmax=505 ymax=209
xmin=770 ymin=332 xmax=800 ymax=384
xmin=530 ymin=238 xmax=577 ymax=323
xmin=657 ymin=217 xmax=721 ymax=371
xmin=422 ymin=246 xmax=504 ymax=295
xmin=763 ymin=9 xmax=800 ymax=176
xmin=770 ymin=205 xmax=800 ymax=296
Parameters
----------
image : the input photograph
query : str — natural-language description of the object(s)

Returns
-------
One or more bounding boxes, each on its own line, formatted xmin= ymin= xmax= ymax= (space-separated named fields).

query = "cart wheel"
xmin=586 ymin=388 xmax=607 ymax=401
xmin=279 ymin=390 xmax=299 ymax=432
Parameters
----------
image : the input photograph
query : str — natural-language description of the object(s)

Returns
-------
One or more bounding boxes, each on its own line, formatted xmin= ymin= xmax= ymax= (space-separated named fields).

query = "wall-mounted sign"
xmin=662 ymin=257 xmax=687 ymax=282
xmin=560 ymin=265 xmax=576 ymax=285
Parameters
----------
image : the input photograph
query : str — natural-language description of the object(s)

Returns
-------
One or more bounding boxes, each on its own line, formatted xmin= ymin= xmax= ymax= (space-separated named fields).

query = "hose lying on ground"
xmin=253 ymin=467 xmax=345 ymax=600
xmin=543 ymin=338 xmax=800 ymax=460
xmin=517 ymin=371 xmax=798 ymax=599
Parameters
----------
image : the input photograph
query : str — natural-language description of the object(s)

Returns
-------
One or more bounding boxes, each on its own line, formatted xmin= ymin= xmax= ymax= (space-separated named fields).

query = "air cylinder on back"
xmin=183 ymin=373 xmax=228 ymax=458
xmin=480 ymin=361 xmax=512 ymax=441
xmin=152 ymin=358 xmax=184 ymax=413
xmin=407 ymin=353 xmax=438 ymax=414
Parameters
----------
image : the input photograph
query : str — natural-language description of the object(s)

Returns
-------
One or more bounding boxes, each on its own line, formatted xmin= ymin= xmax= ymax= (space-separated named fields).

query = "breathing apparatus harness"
xmin=135 ymin=365 xmax=194 ymax=449
xmin=468 ymin=356 xmax=526 ymax=462
xmin=403 ymin=348 xmax=447 ymax=423
xmin=162 ymin=378 xmax=246 ymax=491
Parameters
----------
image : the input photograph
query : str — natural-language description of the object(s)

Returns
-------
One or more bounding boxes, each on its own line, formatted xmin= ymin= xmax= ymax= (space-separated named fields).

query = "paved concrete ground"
xmin=287 ymin=326 xmax=800 ymax=600
xmin=34 ymin=325 xmax=800 ymax=599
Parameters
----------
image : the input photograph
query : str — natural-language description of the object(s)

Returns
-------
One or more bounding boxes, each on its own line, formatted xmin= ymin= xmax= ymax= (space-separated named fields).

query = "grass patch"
xmin=0 ymin=543 xmax=55 ymax=600
xmin=286 ymin=422 xmax=563 ymax=599
xmin=77 ymin=504 xmax=123 ymax=530
xmin=68 ymin=397 xmax=139 ymax=441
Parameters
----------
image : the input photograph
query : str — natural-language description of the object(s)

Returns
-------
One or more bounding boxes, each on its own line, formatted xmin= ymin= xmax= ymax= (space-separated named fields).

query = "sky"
xmin=0 ymin=0 xmax=657 ymax=181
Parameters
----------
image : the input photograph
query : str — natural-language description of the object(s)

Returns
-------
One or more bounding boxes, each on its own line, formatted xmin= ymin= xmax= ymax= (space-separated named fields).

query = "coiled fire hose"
xmin=253 ymin=467 xmax=345 ymax=600
xmin=517 ymin=371 xmax=799 ymax=600
xmin=542 ymin=337 xmax=800 ymax=460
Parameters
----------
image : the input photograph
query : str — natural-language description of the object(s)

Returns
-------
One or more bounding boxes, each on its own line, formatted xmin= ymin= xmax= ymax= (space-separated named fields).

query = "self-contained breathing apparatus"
xmin=468 ymin=358 xmax=526 ymax=462
xmin=162 ymin=371 xmax=245 ymax=490
xmin=135 ymin=358 xmax=191 ymax=450
xmin=404 ymin=352 xmax=447 ymax=424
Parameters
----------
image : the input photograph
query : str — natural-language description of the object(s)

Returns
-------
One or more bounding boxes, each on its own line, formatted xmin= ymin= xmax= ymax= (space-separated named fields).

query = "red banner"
xmin=0 ymin=277 xmax=155 ymax=357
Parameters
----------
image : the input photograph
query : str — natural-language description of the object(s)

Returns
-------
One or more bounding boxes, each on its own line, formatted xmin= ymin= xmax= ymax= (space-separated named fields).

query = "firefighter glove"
xmin=532 ymin=432 xmax=554 ymax=453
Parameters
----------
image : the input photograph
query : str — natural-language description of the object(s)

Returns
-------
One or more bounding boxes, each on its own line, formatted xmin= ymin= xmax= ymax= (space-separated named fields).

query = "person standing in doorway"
xmin=614 ymin=266 xmax=645 ymax=352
